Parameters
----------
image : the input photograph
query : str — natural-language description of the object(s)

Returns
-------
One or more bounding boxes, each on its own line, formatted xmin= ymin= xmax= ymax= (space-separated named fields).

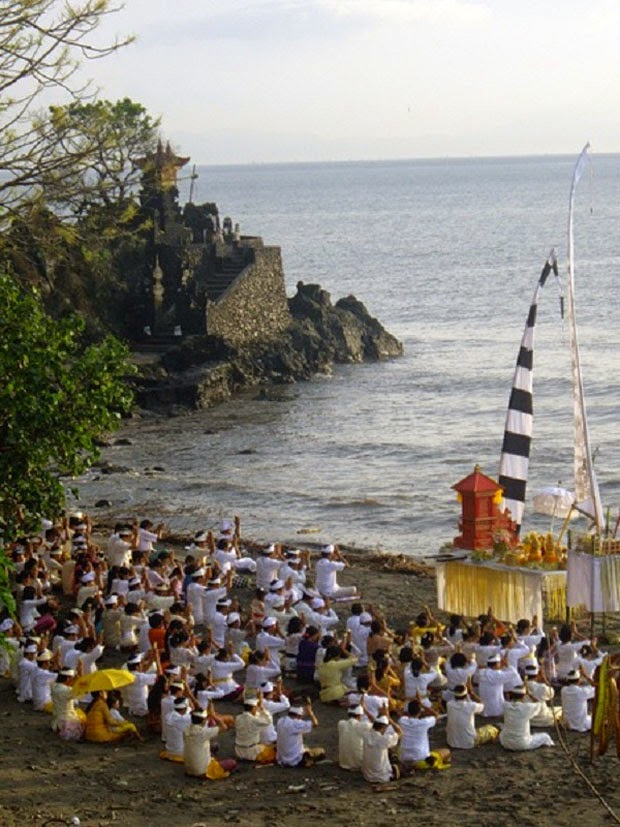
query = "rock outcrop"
xmin=135 ymin=281 xmax=403 ymax=412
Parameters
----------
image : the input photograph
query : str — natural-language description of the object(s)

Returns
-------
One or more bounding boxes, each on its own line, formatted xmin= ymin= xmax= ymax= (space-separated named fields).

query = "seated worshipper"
xmin=367 ymin=619 xmax=395 ymax=662
xmin=256 ymin=617 xmax=286 ymax=671
xmin=296 ymin=626 xmax=321 ymax=683
xmin=84 ymin=690 xmax=141 ymax=742
xmin=361 ymin=713 xmax=402 ymax=784
xmin=499 ymin=685 xmax=554 ymax=750
xmin=245 ymin=649 xmax=282 ymax=694
xmin=473 ymin=630 xmax=502 ymax=669
xmin=258 ymin=680 xmax=291 ymax=745
xmin=208 ymin=644 xmax=245 ymax=701
xmin=102 ymin=594 xmax=124 ymax=649
xmin=318 ymin=643 xmax=358 ymax=703
xmin=445 ymin=614 xmax=465 ymax=647
xmin=577 ymin=642 xmax=606 ymax=680
xmin=283 ymin=616 xmax=304 ymax=675
xmin=184 ymin=706 xmax=237 ymax=779
xmin=235 ymin=696 xmax=276 ymax=764
xmin=403 ymin=657 xmax=438 ymax=706
xmin=443 ymin=650 xmax=478 ymax=701
xmin=338 ymin=704 xmax=373 ymax=771
xmin=50 ymin=668 xmax=86 ymax=740
xmin=399 ymin=699 xmax=451 ymax=772
xmin=522 ymin=662 xmax=560 ymax=726
xmin=119 ymin=602 xmax=148 ymax=652
xmin=32 ymin=649 xmax=59 ymax=712
xmin=408 ymin=605 xmax=444 ymax=646
xmin=561 ymin=668 xmax=596 ymax=732
xmin=161 ymin=696 xmax=193 ymax=761
xmin=147 ymin=673 xmax=168 ymax=734
xmin=225 ymin=612 xmax=250 ymax=660
xmin=370 ymin=654 xmax=402 ymax=711
xmin=446 ymin=685 xmax=499 ymax=749
xmin=350 ymin=611 xmax=373 ymax=668
xmin=16 ymin=642 xmax=38 ymax=703
xmin=107 ymin=690 xmax=145 ymax=741
xmin=255 ymin=544 xmax=286 ymax=592
xmin=123 ymin=649 xmax=163 ymax=717
xmin=315 ymin=544 xmax=359 ymax=600
xmin=553 ymin=622 xmax=590 ymax=681
xmin=476 ymin=653 xmax=519 ymax=717
xmin=276 ymin=700 xmax=325 ymax=767
xmin=137 ymin=518 xmax=165 ymax=554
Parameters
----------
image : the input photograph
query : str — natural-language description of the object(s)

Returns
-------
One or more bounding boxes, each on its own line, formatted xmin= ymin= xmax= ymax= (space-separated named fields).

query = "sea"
xmin=70 ymin=153 xmax=620 ymax=558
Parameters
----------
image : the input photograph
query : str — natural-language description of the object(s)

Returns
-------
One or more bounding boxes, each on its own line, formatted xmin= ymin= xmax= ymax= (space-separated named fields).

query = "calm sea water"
xmin=72 ymin=154 xmax=620 ymax=556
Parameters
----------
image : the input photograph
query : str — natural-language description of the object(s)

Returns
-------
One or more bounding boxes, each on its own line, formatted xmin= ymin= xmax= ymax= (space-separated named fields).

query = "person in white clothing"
xmin=338 ymin=705 xmax=372 ymax=770
xmin=499 ymin=685 xmax=554 ymax=750
xmin=476 ymin=654 xmax=519 ymax=717
xmin=16 ymin=644 xmax=38 ymax=702
xmin=184 ymin=707 xmax=236 ymax=779
xmin=255 ymin=545 xmax=286 ymax=591
xmin=235 ymin=697 xmax=276 ymax=763
xmin=361 ymin=715 xmax=401 ymax=783
xmin=446 ymin=685 xmax=498 ymax=749
xmin=276 ymin=702 xmax=324 ymax=767
xmin=314 ymin=545 xmax=358 ymax=599
xmin=258 ymin=681 xmax=291 ymax=745
xmin=398 ymin=699 xmax=451 ymax=770
xmin=123 ymin=651 xmax=161 ymax=716
xmin=553 ymin=623 xmax=590 ymax=681
xmin=137 ymin=519 xmax=164 ymax=553
xmin=561 ymin=669 xmax=596 ymax=732
xmin=161 ymin=696 xmax=192 ymax=761
xmin=522 ymin=663 xmax=560 ymax=726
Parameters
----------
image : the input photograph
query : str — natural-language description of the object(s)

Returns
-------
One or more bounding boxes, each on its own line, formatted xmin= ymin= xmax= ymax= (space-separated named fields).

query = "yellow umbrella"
xmin=71 ymin=668 xmax=136 ymax=697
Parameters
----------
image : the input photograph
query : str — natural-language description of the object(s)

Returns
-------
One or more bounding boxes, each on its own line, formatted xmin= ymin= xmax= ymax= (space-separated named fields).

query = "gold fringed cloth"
xmin=436 ymin=560 xmax=568 ymax=624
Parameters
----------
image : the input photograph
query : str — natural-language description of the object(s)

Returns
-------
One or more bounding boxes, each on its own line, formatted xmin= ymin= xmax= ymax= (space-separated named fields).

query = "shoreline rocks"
xmin=134 ymin=282 xmax=403 ymax=413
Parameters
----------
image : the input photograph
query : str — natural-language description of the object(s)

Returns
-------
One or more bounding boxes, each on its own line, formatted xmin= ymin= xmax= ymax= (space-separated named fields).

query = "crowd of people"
xmin=0 ymin=512 xmax=612 ymax=786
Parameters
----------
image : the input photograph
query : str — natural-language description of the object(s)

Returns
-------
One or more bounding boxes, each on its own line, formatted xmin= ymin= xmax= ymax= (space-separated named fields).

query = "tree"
xmin=0 ymin=269 xmax=135 ymax=618
xmin=42 ymin=97 xmax=160 ymax=216
xmin=0 ymin=1 xmax=132 ymax=220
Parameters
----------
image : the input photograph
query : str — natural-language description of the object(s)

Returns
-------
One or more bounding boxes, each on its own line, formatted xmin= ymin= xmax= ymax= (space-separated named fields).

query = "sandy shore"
xmin=1 ymin=550 xmax=620 ymax=827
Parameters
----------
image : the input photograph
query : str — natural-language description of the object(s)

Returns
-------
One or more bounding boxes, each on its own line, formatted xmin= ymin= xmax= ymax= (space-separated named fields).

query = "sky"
xmin=81 ymin=0 xmax=620 ymax=165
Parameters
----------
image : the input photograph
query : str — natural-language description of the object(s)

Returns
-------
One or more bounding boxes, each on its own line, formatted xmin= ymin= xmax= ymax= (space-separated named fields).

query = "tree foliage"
xmin=0 ymin=269 xmax=135 ymax=542
xmin=0 ymin=0 xmax=132 ymax=218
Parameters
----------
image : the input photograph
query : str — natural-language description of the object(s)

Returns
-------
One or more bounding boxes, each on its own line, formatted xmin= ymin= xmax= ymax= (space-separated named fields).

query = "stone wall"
xmin=206 ymin=246 xmax=291 ymax=345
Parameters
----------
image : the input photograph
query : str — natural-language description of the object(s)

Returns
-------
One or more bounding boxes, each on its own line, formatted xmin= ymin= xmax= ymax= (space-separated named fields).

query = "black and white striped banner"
xmin=498 ymin=251 xmax=559 ymax=530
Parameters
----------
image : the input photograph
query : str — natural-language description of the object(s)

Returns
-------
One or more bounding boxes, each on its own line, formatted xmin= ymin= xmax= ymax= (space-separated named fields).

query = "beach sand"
xmin=1 ymin=550 xmax=620 ymax=827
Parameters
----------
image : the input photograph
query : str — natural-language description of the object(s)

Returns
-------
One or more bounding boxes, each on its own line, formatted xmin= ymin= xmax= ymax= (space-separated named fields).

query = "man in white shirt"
xmin=446 ymin=685 xmax=498 ymax=749
xmin=276 ymin=702 xmax=324 ymax=767
xmin=561 ymin=669 xmax=596 ymax=732
xmin=235 ymin=698 xmax=275 ymax=763
xmin=361 ymin=715 xmax=401 ymax=783
xmin=184 ymin=708 xmax=236 ymax=778
xmin=499 ymin=685 xmax=554 ymax=750
xmin=256 ymin=545 xmax=285 ymax=591
xmin=398 ymin=700 xmax=451 ymax=770
xmin=338 ymin=705 xmax=372 ymax=771
xmin=123 ymin=652 xmax=160 ymax=717
xmin=315 ymin=545 xmax=359 ymax=600
xmin=476 ymin=654 xmax=519 ymax=717
xmin=161 ymin=697 xmax=192 ymax=761
xmin=523 ymin=663 xmax=560 ymax=727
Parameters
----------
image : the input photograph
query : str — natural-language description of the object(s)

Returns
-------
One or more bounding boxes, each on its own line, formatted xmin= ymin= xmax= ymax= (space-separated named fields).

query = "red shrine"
xmin=452 ymin=465 xmax=518 ymax=550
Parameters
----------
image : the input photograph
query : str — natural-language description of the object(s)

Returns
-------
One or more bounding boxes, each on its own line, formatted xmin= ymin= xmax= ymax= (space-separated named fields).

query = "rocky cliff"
xmin=135 ymin=281 xmax=403 ymax=412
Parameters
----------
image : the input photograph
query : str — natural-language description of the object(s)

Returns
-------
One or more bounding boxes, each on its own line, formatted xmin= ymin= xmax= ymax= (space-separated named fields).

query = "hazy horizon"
xmin=82 ymin=1 xmax=620 ymax=166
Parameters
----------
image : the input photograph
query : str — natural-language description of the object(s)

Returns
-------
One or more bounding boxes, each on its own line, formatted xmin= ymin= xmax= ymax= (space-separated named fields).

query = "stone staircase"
xmin=206 ymin=248 xmax=249 ymax=301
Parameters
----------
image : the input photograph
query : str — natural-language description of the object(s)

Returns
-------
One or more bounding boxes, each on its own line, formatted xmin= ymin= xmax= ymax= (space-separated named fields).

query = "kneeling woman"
xmin=84 ymin=690 xmax=141 ymax=742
